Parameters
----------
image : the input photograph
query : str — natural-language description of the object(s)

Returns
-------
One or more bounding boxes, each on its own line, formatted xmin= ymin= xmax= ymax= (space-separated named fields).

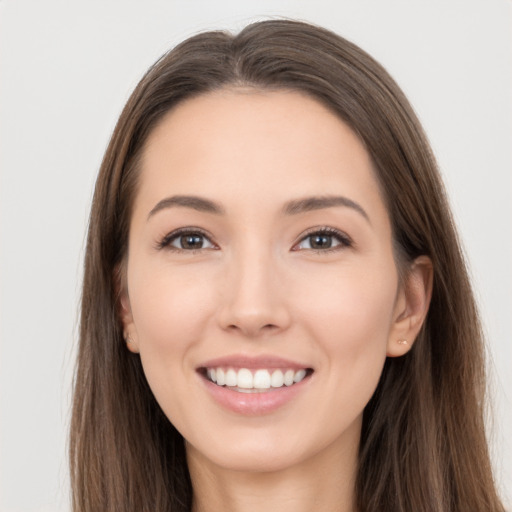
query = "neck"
xmin=187 ymin=427 xmax=359 ymax=512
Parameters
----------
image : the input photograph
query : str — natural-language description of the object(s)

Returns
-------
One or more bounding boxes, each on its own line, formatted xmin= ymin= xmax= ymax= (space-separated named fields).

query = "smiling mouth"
xmin=200 ymin=367 xmax=314 ymax=393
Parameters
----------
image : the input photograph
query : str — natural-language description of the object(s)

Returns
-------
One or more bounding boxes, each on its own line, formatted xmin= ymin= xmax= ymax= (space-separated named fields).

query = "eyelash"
xmin=156 ymin=227 xmax=216 ymax=253
xmin=156 ymin=226 xmax=353 ymax=254
xmin=292 ymin=227 xmax=353 ymax=254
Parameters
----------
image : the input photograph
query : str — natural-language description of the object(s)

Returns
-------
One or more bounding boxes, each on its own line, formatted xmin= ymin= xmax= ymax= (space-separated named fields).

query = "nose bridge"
xmin=218 ymin=237 xmax=289 ymax=336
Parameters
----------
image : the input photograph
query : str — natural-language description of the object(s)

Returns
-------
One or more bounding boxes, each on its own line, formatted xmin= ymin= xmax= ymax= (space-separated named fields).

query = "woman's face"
xmin=122 ymin=89 xmax=414 ymax=473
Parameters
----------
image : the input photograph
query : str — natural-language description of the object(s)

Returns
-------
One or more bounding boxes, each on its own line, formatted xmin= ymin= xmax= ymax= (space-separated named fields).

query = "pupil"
xmin=311 ymin=234 xmax=332 ymax=249
xmin=181 ymin=234 xmax=203 ymax=249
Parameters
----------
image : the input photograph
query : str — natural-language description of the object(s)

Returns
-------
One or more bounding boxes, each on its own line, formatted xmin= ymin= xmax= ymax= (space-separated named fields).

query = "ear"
xmin=387 ymin=256 xmax=433 ymax=357
xmin=115 ymin=264 xmax=140 ymax=354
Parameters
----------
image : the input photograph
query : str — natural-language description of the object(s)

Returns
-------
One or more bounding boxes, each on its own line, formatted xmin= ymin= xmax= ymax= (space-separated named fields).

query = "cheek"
xmin=294 ymin=266 xmax=396 ymax=435
xmin=296 ymin=261 xmax=397 ymax=374
xmin=128 ymin=263 xmax=217 ymax=356
xmin=127 ymin=265 xmax=219 ymax=424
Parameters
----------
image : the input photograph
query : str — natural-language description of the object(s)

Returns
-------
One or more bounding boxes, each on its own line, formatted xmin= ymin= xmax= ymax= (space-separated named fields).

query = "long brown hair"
xmin=70 ymin=19 xmax=504 ymax=511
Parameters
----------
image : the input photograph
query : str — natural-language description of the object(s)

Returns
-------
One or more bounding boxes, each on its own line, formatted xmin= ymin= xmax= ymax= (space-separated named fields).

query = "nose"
xmin=216 ymin=247 xmax=291 ymax=338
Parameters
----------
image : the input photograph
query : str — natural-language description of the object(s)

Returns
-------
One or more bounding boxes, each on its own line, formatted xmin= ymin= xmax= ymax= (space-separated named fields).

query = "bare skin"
xmin=121 ymin=89 xmax=432 ymax=512
xmin=188 ymin=425 xmax=358 ymax=512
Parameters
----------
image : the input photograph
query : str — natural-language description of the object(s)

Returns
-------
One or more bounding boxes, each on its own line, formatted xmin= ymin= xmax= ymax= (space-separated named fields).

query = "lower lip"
xmin=200 ymin=374 xmax=311 ymax=415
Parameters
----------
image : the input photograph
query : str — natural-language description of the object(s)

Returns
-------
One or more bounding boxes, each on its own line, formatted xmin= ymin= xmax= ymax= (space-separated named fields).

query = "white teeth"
xmin=225 ymin=368 xmax=237 ymax=387
xmin=237 ymin=369 xmax=253 ymax=389
xmin=293 ymin=369 xmax=306 ymax=383
xmin=206 ymin=367 xmax=309 ymax=390
xmin=216 ymin=368 xmax=225 ymax=386
xmin=271 ymin=369 xmax=284 ymax=388
xmin=253 ymin=369 xmax=271 ymax=389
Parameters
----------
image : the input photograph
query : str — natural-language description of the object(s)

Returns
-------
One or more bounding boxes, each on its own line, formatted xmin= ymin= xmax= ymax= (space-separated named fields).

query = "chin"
xmin=185 ymin=426 xmax=304 ymax=469
xmin=191 ymin=444 xmax=307 ymax=474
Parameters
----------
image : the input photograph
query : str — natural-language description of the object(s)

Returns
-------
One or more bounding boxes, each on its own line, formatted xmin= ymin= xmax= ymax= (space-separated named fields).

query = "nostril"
xmin=225 ymin=323 xmax=278 ymax=333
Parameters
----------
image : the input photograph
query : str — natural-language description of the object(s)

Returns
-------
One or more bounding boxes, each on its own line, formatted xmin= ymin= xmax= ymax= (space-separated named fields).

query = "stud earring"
xmin=124 ymin=333 xmax=132 ymax=344
xmin=397 ymin=339 xmax=408 ymax=345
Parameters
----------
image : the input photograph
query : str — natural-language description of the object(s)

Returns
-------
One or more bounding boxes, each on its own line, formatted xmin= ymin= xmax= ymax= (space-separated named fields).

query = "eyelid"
xmin=156 ymin=226 xmax=218 ymax=251
xmin=155 ymin=225 xmax=352 ymax=253
xmin=291 ymin=226 xmax=353 ymax=252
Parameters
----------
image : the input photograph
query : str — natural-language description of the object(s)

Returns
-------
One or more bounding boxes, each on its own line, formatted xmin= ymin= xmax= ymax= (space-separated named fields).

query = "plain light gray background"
xmin=1 ymin=1 xmax=510 ymax=510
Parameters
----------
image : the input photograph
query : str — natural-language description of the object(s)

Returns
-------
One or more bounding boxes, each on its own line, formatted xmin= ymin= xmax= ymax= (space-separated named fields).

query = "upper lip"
xmin=198 ymin=354 xmax=312 ymax=370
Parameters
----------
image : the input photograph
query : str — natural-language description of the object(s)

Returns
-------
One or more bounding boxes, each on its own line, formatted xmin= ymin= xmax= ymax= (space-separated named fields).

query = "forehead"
xmin=135 ymin=88 xmax=386 ymax=221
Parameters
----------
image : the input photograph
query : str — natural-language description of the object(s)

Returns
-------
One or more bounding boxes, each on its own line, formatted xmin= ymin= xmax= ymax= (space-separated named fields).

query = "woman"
xmin=70 ymin=19 xmax=505 ymax=512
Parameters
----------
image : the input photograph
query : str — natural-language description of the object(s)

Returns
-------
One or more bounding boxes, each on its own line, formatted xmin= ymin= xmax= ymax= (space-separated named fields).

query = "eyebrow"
xmin=147 ymin=194 xmax=369 ymax=223
xmin=283 ymin=195 xmax=370 ymax=223
xmin=148 ymin=195 xmax=225 ymax=219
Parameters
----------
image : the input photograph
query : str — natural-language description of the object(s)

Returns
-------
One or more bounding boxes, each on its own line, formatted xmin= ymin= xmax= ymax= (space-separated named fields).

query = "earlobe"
xmin=119 ymin=295 xmax=140 ymax=354
xmin=123 ymin=331 xmax=140 ymax=353
xmin=387 ymin=255 xmax=433 ymax=357
xmin=115 ymin=264 xmax=140 ymax=354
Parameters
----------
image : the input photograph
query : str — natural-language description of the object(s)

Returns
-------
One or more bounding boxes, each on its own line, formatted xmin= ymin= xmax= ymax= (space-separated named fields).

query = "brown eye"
xmin=309 ymin=234 xmax=333 ymax=249
xmin=159 ymin=229 xmax=216 ymax=251
xmin=179 ymin=234 xmax=206 ymax=249
xmin=294 ymin=228 xmax=352 ymax=252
